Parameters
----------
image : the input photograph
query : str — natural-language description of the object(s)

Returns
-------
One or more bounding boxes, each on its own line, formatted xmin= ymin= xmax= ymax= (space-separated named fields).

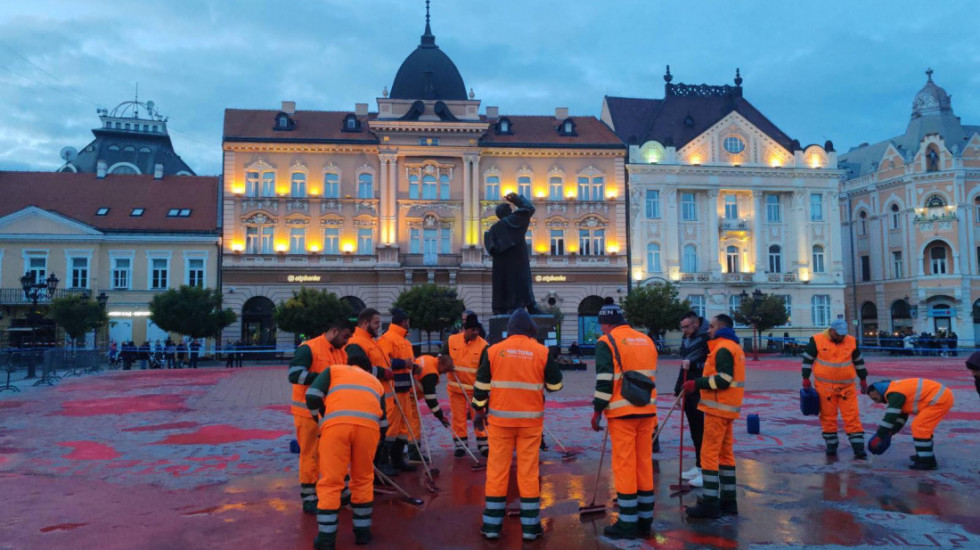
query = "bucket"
xmin=746 ymin=414 xmax=760 ymax=434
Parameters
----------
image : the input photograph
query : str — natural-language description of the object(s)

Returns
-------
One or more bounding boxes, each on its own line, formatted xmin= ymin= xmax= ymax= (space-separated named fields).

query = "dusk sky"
xmin=1 ymin=0 xmax=978 ymax=176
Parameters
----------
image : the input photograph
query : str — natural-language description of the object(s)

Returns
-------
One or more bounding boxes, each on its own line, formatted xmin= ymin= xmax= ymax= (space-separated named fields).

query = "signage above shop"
xmin=286 ymin=275 xmax=321 ymax=283
xmin=535 ymin=275 xmax=568 ymax=283
xmin=108 ymin=311 xmax=151 ymax=318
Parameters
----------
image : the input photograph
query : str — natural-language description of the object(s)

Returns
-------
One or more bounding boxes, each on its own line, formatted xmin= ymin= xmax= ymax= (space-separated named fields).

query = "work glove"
xmin=868 ymin=432 xmax=891 ymax=455
xmin=473 ymin=411 xmax=487 ymax=432
xmin=412 ymin=363 xmax=422 ymax=375
xmin=591 ymin=411 xmax=603 ymax=432
xmin=802 ymin=378 xmax=812 ymax=391
xmin=380 ymin=368 xmax=394 ymax=382
xmin=682 ymin=380 xmax=697 ymax=395
xmin=860 ymin=379 xmax=868 ymax=395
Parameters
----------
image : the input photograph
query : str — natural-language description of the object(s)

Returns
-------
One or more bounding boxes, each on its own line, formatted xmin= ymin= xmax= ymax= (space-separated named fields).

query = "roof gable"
xmin=0 ymin=206 xmax=102 ymax=236
xmin=675 ymin=110 xmax=792 ymax=166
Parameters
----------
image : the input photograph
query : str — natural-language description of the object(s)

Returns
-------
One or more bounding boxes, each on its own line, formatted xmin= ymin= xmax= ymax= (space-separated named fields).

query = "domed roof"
xmin=911 ymin=68 xmax=953 ymax=119
xmin=389 ymin=5 xmax=467 ymax=101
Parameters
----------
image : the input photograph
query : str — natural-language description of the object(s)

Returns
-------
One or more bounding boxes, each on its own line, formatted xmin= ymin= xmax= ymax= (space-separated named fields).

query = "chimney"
xmin=355 ymin=103 xmax=368 ymax=116
xmin=154 ymin=163 xmax=164 ymax=179
xmin=96 ymin=160 xmax=107 ymax=179
xmin=486 ymin=106 xmax=499 ymax=119
xmin=555 ymin=107 xmax=569 ymax=121
xmin=281 ymin=101 xmax=296 ymax=115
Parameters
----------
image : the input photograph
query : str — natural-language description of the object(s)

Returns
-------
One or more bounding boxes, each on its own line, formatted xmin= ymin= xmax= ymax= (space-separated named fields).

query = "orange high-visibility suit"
xmin=802 ymin=331 xmax=868 ymax=455
xmin=305 ymin=364 xmax=387 ymax=549
xmin=287 ymin=334 xmax=347 ymax=512
xmin=471 ymin=332 xmax=563 ymax=540
xmin=874 ymin=378 xmax=955 ymax=467
xmin=442 ymin=331 xmax=489 ymax=454
xmin=345 ymin=327 xmax=395 ymax=473
xmin=378 ymin=324 xmax=420 ymax=446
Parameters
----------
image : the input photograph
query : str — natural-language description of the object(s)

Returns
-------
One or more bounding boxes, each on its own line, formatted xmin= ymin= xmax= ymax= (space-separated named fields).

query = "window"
xmin=723 ymin=136 xmax=745 ymax=154
xmin=811 ymin=295 xmax=831 ymax=326
xmin=563 ymin=120 xmax=574 ymax=134
xmin=96 ymin=207 xmax=110 ymax=216
xmin=726 ymin=245 xmax=740 ymax=273
xmin=150 ymin=258 xmax=169 ymax=290
xmin=277 ymin=114 xmax=290 ymax=129
xmin=27 ymin=256 xmax=46 ymax=284
xmin=246 ymin=171 xmax=260 ymax=197
xmin=167 ymin=209 xmax=180 ymax=217
xmin=345 ymin=116 xmax=357 ymax=130
xmin=439 ymin=174 xmax=450 ymax=200
xmin=323 ymin=228 xmax=340 ymax=254
xmin=291 ymin=173 xmax=307 ymax=197
xmin=810 ymin=193 xmax=823 ymax=221
xmin=577 ymin=176 xmax=604 ymax=201
xmin=130 ymin=208 xmax=145 ymax=217
xmin=410 ymin=228 xmax=421 ymax=254
xmin=289 ymin=227 xmax=306 ymax=254
xmin=409 ymin=175 xmax=420 ymax=199
xmin=261 ymin=226 xmax=274 ymax=254
xmin=245 ymin=226 xmax=259 ymax=254
xmin=179 ymin=209 xmax=191 ymax=217
xmin=550 ymin=230 xmax=564 ymax=256
xmin=645 ymin=190 xmax=661 ymax=219
xmin=777 ymin=295 xmax=792 ymax=327
xmin=357 ymin=228 xmax=373 ymax=255
xmin=858 ymin=211 xmax=868 ymax=236
xmin=70 ymin=257 xmax=89 ymax=289
xmin=682 ymin=244 xmax=698 ymax=273
xmin=892 ymin=251 xmax=903 ymax=278
xmin=112 ymin=257 xmax=131 ymax=289
xmin=579 ymin=228 xmax=605 ymax=256
xmin=930 ymin=246 xmax=948 ymax=274
xmin=861 ymin=255 xmax=871 ymax=281
xmin=768 ymin=245 xmax=782 ymax=273
xmin=423 ymin=229 xmax=438 ymax=265
xmin=422 ymin=175 xmax=437 ymax=200
xmin=766 ymin=194 xmax=781 ymax=222
xmin=357 ymin=173 xmax=374 ymax=199
xmin=975 ymin=197 xmax=980 ymax=223
xmin=323 ymin=173 xmax=340 ymax=199
xmin=485 ymin=175 xmax=500 ymax=200
xmin=688 ymin=295 xmax=706 ymax=318
xmin=681 ymin=193 xmax=697 ymax=221
xmin=724 ymin=195 xmax=739 ymax=220
xmin=647 ymin=243 xmax=662 ymax=272
xmin=186 ymin=258 xmax=205 ymax=287
xmin=891 ymin=204 xmax=901 ymax=229
xmin=518 ymin=176 xmax=532 ymax=199
xmin=499 ymin=119 xmax=510 ymax=133
xmin=440 ymin=227 xmax=452 ymax=254
xmin=729 ymin=294 xmax=743 ymax=320
xmin=261 ymin=172 xmax=276 ymax=197
xmin=549 ymin=177 xmax=563 ymax=201
xmin=812 ymin=245 xmax=825 ymax=273
xmin=925 ymin=194 xmax=946 ymax=208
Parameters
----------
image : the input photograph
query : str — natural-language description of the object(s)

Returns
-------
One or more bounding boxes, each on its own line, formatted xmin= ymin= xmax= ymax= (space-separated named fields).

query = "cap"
xmin=598 ymin=303 xmax=626 ymax=326
xmin=462 ymin=313 xmax=480 ymax=330
xmin=829 ymin=318 xmax=848 ymax=336
xmin=391 ymin=308 xmax=409 ymax=325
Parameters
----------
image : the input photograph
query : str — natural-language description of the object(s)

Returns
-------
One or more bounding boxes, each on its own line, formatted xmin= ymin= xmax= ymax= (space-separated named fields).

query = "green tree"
xmin=274 ymin=287 xmax=353 ymax=341
xmin=620 ymin=282 xmax=691 ymax=339
xmin=49 ymin=294 xmax=108 ymax=347
xmin=149 ymin=286 xmax=237 ymax=340
xmin=393 ymin=284 xmax=465 ymax=351
xmin=734 ymin=294 xmax=789 ymax=350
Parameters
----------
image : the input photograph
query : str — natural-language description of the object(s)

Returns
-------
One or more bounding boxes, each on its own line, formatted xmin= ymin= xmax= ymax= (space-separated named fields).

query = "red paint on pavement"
xmin=123 ymin=421 xmax=199 ymax=432
xmin=53 ymin=394 xmax=189 ymax=416
xmin=39 ymin=523 xmax=89 ymax=533
xmin=263 ymin=404 xmax=291 ymax=414
xmin=0 ymin=400 xmax=25 ymax=409
xmin=58 ymin=441 xmax=122 ymax=460
xmin=153 ymin=425 xmax=289 ymax=445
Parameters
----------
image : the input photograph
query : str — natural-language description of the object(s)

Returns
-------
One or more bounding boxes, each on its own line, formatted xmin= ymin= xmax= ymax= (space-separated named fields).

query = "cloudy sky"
xmin=1 ymin=0 xmax=978 ymax=175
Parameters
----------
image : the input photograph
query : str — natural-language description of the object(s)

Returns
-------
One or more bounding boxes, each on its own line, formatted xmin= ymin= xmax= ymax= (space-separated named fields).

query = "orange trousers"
xmin=448 ymin=388 xmax=486 ymax=441
xmin=485 ymin=423 xmax=542 ymax=499
xmin=700 ymin=414 xmax=735 ymax=472
xmin=294 ymin=415 xmax=319 ymax=485
xmin=910 ymin=392 xmax=955 ymax=439
xmin=608 ymin=416 xmax=656 ymax=496
xmin=386 ymin=392 xmax=420 ymax=443
xmin=316 ymin=424 xmax=379 ymax=509
xmin=815 ymin=381 xmax=863 ymax=434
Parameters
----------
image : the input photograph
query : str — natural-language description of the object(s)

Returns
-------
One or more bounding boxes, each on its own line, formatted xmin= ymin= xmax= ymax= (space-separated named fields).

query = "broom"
xmin=669 ymin=370 xmax=693 ymax=497
xmin=373 ymin=465 xmax=425 ymax=507
xmin=579 ymin=424 xmax=610 ymax=516
xmin=543 ymin=424 xmax=578 ymax=461
xmin=389 ymin=381 xmax=439 ymax=493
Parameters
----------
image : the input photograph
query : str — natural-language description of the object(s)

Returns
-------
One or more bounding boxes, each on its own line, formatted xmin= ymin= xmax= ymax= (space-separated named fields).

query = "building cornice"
xmin=627 ymin=164 xmax=844 ymax=179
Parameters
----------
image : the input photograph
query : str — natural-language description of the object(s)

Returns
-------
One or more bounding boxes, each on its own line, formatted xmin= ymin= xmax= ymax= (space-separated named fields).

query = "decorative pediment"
xmin=545 ymin=216 xmax=569 ymax=228
xmin=243 ymin=211 xmax=277 ymax=225
xmin=578 ymin=215 xmax=607 ymax=228
xmin=320 ymin=215 xmax=344 ymax=226
xmin=290 ymin=159 xmax=308 ymax=173
xmin=547 ymin=164 xmax=565 ymax=177
xmin=285 ymin=214 xmax=310 ymax=225
xmin=352 ymin=216 xmax=375 ymax=227
xmin=357 ymin=163 xmax=376 ymax=176
xmin=516 ymin=164 xmax=534 ymax=178
xmin=577 ymin=164 xmax=603 ymax=177
xmin=246 ymin=158 xmax=275 ymax=172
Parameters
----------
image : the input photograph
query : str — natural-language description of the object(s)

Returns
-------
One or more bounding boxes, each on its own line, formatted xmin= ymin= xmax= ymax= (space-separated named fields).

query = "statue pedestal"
xmin=487 ymin=314 xmax=560 ymax=347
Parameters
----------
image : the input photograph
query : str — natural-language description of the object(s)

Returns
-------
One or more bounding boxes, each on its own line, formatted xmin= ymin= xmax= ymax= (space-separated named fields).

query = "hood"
xmin=506 ymin=308 xmax=538 ymax=338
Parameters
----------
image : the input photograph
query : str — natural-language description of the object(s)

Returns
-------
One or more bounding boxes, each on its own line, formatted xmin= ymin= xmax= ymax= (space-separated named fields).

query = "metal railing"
xmin=0 ymin=288 xmax=90 ymax=305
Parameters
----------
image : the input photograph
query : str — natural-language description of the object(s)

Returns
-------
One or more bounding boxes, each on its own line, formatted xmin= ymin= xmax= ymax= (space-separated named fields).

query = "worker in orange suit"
xmin=377 ymin=308 xmax=421 ymax=472
xmin=682 ymin=314 xmax=745 ymax=519
xmin=440 ymin=313 xmax=490 ymax=456
xmin=416 ymin=354 xmax=452 ymax=427
xmin=345 ymin=307 xmax=398 ymax=477
xmin=306 ymin=355 xmax=387 ymax=550
xmin=867 ymin=378 xmax=955 ymax=470
xmin=590 ymin=303 xmax=658 ymax=539
xmin=801 ymin=318 xmax=869 ymax=458
xmin=287 ymin=321 xmax=351 ymax=513
xmin=472 ymin=309 xmax=563 ymax=541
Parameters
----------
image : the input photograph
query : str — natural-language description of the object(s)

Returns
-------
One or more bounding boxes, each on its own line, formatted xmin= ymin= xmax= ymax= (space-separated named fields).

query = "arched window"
xmin=517 ymin=176 xmax=532 ymax=199
xmin=726 ymin=245 xmax=740 ymax=273
xmin=290 ymin=172 xmax=306 ymax=197
xmin=858 ymin=210 xmax=868 ymax=236
xmin=261 ymin=171 xmax=276 ymax=197
xmin=768 ymin=245 xmax=782 ymax=273
xmin=682 ymin=244 xmax=698 ymax=273
xmin=890 ymin=203 xmax=900 ymax=229
xmin=930 ymin=245 xmax=948 ymax=275
xmin=924 ymin=194 xmax=946 ymax=208
xmin=646 ymin=243 xmax=661 ymax=273
xmin=926 ymin=145 xmax=940 ymax=172
xmin=357 ymin=173 xmax=373 ymax=199
xmin=812 ymin=245 xmax=825 ymax=273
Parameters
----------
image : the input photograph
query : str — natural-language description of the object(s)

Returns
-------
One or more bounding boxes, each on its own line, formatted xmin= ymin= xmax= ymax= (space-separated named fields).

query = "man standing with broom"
xmin=674 ymin=311 xmax=709 ymax=488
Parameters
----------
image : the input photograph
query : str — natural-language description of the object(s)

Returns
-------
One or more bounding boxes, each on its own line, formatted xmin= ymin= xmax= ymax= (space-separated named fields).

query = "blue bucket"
xmin=800 ymin=388 xmax=821 ymax=416
xmin=746 ymin=414 xmax=760 ymax=434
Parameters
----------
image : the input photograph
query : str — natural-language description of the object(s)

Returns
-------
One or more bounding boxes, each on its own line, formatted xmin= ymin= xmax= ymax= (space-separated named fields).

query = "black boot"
xmin=638 ymin=518 xmax=652 ymax=537
xmin=909 ymin=456 xmax=938 ymax=470
xmin=313 ymin=533 xmax=335 ymax=550
xmin=390 ymin=441 xmax=417 ymax=472
xmin=603 ymin=520 xmax=639 ymax=540
xmin=376 ymin=442 xmax=399 ymax=478
xmin=720 ymin=499 xmax=739 ymax=516
xmin=407 ymin=444 xmax=424 ymax=463
xmin=685 ymin=497 xmax=721 ymax=519
xmin=354 ymin=529 xmax=372 ymax=545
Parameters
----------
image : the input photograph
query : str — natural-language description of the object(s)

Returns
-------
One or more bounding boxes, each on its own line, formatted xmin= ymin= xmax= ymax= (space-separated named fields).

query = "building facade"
xmin=603 ymin=69 xmax=845 ymax=341
xmin=839 ymin=70 xmax=980 ymax=346
xmin=220 ymin=14 xmax=627 ymax=349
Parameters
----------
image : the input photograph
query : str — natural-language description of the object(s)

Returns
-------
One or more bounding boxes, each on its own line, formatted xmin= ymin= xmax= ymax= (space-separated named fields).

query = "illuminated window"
xmin=812 ymin=245 xmax=825 ymax=273
xmin=726 ymin=246 xmax=740 ymax=273
xmin=811 ymin=295 xmax=831 ymax=326
xmin=766 ymin=194 xmax=781 ymax=222
xmin=261 ymin=172 xmax=276 ymax=197
xmin=357 ymin=228 xmax=374 ymax=255
xmin=577 ymin=176 xmax=604 ymax=201
xmin=357 ymin=173 xmax=373 ymax=199
xmin=485 ymin=176 xmax=500 ymax=200
xmin=579 ymin=228 xmax=605 ymax=256
xmin=724 ymin=195 xmax=739 ymax=220
xmin=645 ymin=190 xmax=661 ymax=219
xmin=647 ymin=243 xmax=661 ymax=272
xmin=323 ymin=228 xmax=340 ymax=255
xmin=323 ymin=173 xmax=340 ymax=199
xmin=289 ymin=227 xmax=306 ymax=254
xmin=290 ymin=173 xmax=307 ymax=197
xmin=246 ymin=171 xmax=260 ymax=197
xmin=260 ymin=226 xmax=274 ymax=254
xmin=768 ymin=245 xmax=782 ymax=273
xmin=549 ymin=177 xmax=563 ymax=201
xmin=518 ymin=176 xmax=532 ymax=199
xmin=681 ymin=193 xmax=697 ymax=221
xmin=550 ymin=230 xmax=564 ymax=255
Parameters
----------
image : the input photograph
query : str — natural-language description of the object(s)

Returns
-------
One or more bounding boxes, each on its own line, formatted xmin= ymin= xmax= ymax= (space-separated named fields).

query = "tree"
xmin=620 ymin=282 xmax=690 ymax=339
xmin=149 ymin=286 xmax=237 ymax=340
xmin=49 ymin=294 xmax=108 ymax=348
xmin=393 ymin=284 xmax=465 ymax=352
xmin=734 ymin=294 xmax=789 ymax=353
xmin=274 ymin=288 xmax=353 ymax=340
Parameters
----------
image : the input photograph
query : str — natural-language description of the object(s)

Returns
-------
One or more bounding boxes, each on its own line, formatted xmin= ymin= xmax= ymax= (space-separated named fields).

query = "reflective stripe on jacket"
xmin=812 ymin=332 xmax=859 ymax=384
xmin=597 ymin=325 xmax=658 ymax=418
xmin=446 ymin=332 xmax=487 ymax=393
xmin=378 ymin=324 xmax=415 ymax=393
xmin=484 ymin=335 xmax=549 ymax=427
xmin=887 ymin=378 xmax=953 ymax=415
xmin=345 ymin=327 xmax=392 ymax=396
xmin=316 ymin=364 xmax=385 ymax=432
xmin=698 ymin=338 xmax=746 ymax=419
xmin=290 ymin=335 xmax=347 ymax=416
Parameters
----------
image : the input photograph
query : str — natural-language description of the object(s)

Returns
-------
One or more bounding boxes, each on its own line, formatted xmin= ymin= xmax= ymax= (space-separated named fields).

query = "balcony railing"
xmin=723 ymin=272 xmax=754 ymax=285
xmin=679 ymin=272 xmax=712 ymax=282
xmin=0 ymin=288 xmax=90 ymax=306
xmin=719 ymin=219 xmax=751 ymax=232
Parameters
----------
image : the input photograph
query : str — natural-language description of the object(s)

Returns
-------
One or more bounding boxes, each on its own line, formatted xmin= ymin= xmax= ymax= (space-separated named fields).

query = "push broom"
xmin=579 ymin=424 xmax=610 ymax=516
xmin=388 ymin=381 xmax=439 ymax=493
xmin=373 ymin=465 xmax=425 ymax=507
xmin=668 ymin=371 xmax=693 ymax=497
xmin=543 ymin=424 xmax=578 ymax=461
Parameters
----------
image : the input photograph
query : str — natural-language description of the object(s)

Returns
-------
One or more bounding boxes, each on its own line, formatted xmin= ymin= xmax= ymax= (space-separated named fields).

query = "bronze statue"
xmin=484 ymin=193 xmax=541 ymax=315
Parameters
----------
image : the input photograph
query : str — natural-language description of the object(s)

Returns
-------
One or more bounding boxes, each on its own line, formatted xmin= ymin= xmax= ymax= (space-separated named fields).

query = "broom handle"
xmin=652 ymin=394 xmax=683 ymax=441
xmin=587 ymin=425 xmax=609 ymax=507
xmin=678 ymin=369 xmax=686 ymax=481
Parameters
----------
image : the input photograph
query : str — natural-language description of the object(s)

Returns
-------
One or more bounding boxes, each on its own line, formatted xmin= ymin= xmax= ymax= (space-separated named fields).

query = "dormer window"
xmin=96 ymin=207 xmax=110 ymax=216
xmin=557 ymin=118 xmax=577 ymax=136
xmin=274 ymin=112 xmax=294 ymax=131
xmin=496 ymin=117 xmax=513 ymax=135
xmin=341 ymin=114 xmax=361 ymax=132
xmin=130 ymin=208 xmax=145 ymax=217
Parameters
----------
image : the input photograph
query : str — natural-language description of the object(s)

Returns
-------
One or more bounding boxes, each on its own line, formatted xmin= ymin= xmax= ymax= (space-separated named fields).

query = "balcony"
xmin=400 ymin=254 xmax=462 ymax=268
xmin=723 ymin=272 xmax=754 ymax=285
xmin=767 ymin=273 xmax=797 ymax=283
xmin=0 ymin=288 xmax=90 ymax=306
xmin=719 ymin=219 xmax=751 ymax=233
xmin=679 ymin=272 xmax=712 ymax=282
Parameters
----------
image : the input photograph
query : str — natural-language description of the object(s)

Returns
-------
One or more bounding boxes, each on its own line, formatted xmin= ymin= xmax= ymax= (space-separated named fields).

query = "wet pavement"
xmin=1 ymin=357 xmax=978 ymax=549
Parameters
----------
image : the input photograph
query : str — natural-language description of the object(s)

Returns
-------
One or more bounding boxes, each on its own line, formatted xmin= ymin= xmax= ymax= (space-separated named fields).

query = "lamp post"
xmin=740 ymin=288 xmax=764 ymax=361
xmin=96 ymin=292 xmax=109 ymax=349
xmin=19 ymin=271 xmax=59 ymax=377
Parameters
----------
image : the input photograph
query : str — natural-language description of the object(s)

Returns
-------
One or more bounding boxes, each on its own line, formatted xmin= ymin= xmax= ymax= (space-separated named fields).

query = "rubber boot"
xmin=353 ymin=529 xmax=372 ymax=545
xmin=720 ymin=499 xmax=739 ymax=516
xmin=603 ymin=520 xmax=639 ymax=540
xmin=823 ymin=432 xmax=839 ymax=456
xmin=313 ymin=533 xmax=336 ymax=550
xmin=390 ymin=441 xmax=417 ymax=472
xmin=685 ymin=497 xmax=721 ymax=519
xmin=301 ymin=483 xmax=318 ymax=514
xmin=908 ymin=456 xmax=938 ymax=470
xmin=376 ymin=441 xmax=399 ymax=478
xmin=638 ymin=518 xmax=653 ymax=537
xmin=454 ymin=438 xmax=467 ymax=458
xmin=407 ymin=444 xmax=424 ymax=463
xmin=848 ymin=432 xmax=867 ymax=459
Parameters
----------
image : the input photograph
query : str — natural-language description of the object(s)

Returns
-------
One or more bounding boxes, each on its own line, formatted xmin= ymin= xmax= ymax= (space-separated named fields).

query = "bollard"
xmin=746 ymin=414 xmax=760 ymax=434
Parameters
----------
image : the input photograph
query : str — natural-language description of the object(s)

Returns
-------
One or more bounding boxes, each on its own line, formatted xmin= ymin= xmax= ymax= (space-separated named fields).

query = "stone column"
xmin=794 ymin=191 xmax=809 ymax=277
xmin=377 ymin=155 xmax=389 ymax=244
xmin=827 ymin=190 xmax=843 ymax=276
xmin=752 ymin=191 xmax=764 ymax=280
xmin=663 ymin=188 xmax=679 ymax=273
xmin=707 ymin=190 xmax=720 ymax=274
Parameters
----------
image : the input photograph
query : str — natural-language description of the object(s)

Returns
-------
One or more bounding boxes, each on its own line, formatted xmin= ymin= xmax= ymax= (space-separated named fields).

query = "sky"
xmin=1 ymin=0 xmax=978 ymax=176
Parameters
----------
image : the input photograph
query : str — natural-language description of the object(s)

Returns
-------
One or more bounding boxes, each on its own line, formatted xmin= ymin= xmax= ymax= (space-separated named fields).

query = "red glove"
xmin=591 ymin=411 xmax=603 ymax=432
xmin=381 ymin=369 xmax=394 ymax=381
xmin=473 ymin=411 xmax=487 ymax=432
xmin=682 ymin=380 xmax=697 ymax=395
xmin=860 ymin=379 xmax=868 ymax=394
xmin=802 ymin=378 xmax=812 ymax=390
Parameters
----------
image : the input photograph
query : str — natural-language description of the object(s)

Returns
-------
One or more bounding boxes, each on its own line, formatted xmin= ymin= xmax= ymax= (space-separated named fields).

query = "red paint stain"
xmin=0 ymin=400 xmax=25 ymax=409
xmin=40 ymin=523 xmax=88 ymax=533
xmin=153 ymin=425 xmax=289 ymax=445
xmin=123 ymin=421 xmax=199 ymax=432
xmin=59 ymin=441 xmax=122 ymax=460
xmin=54 ymin=394 xmax=188 ymax=416
xmin=263 ymin=404 xmax=291 ymax=414
xmin=662 ymin=530 xmax=739 ymax=548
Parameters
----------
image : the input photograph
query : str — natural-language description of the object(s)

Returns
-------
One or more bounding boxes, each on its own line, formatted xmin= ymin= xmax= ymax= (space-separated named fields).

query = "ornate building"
xmin=603 ymin=68 xmax=844 ymax=341
xmin=220 ymin=9 xmax=627 ymax=349
xmin=839 ymin=70 xmax=980 ymax=346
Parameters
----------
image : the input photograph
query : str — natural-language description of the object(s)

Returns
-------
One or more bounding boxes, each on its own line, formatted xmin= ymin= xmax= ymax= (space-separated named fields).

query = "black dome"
xmin=389 ymin=19 xmax=467 ymax=101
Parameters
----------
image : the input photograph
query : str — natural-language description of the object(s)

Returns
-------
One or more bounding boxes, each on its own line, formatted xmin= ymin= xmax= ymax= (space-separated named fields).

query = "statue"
xmin=484 ymin=193 xmax=541 ymax=315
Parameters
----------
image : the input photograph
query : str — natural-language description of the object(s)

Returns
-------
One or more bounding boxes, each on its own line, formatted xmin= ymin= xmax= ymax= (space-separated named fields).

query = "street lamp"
xmin=19 ymin=271 xmax=59 ymax=377
xmin=740 ymin=288 xmax=764 ymax=361
xmin=96 ymin=292 xmax=109 ymax=349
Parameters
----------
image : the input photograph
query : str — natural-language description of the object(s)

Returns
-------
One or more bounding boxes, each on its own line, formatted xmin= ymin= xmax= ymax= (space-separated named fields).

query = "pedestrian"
xmin=305 ymin=354 xmax=387 ymax=550
xmin=675 ymin=310 xmax=709 ymax=487
xmin=189 ymin=339 xmax=200 ymax=368
xmin=968 ymin=352 xmax=980 ymax=398
xmin=472 ymin=309 xmax=563 ymax=541
xmin=288 ymin=321 xmax=351 ymax=513
xmin=681 ymin=314 xmax=745 ymax=519
xmin=590 ymin=302 xmax=658 ymax=539
xmin=234 ymin=339 xmax=244 ymax=367
xmin=224 ymin=340 xmax=234 ymax=368
xmin=165 ymin=340 xmax=176 ymax=368
xmin=377 ymin=308 xmax=421 ymax=472
xmin=867 ymin=378 xmax=955 ymax=470
xmin=139 ymin=341 xmax=151 ymax=369
xmin=440 ymin=313 xmax=490 ymax=457
xmin=948 ymin=331 xmax=958 ymax=357
xmin=121 ymin=341 xmax=134 ymax=370
xmin=801 ymin=318 xmax=869 ymax=459
xmin=176 ymin=340 xmax=187 ymax=368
